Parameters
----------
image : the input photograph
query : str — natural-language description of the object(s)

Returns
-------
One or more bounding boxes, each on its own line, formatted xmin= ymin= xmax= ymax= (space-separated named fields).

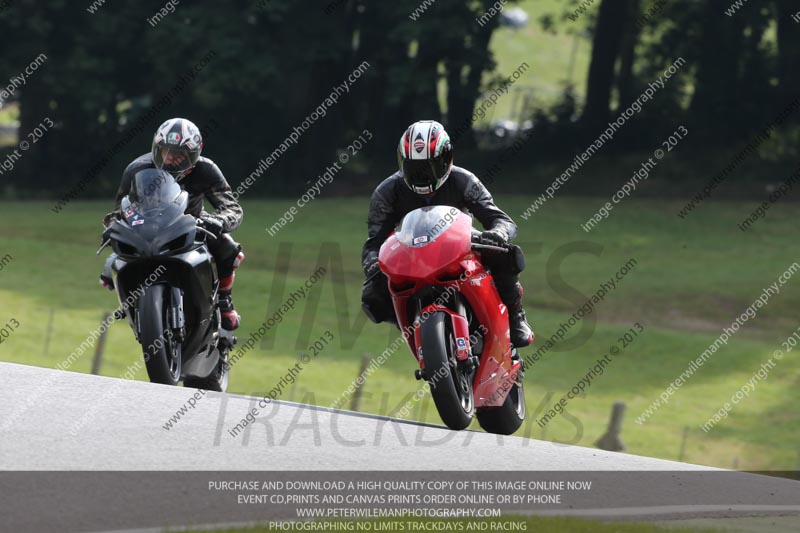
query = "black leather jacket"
xmin=361 ymin=165 xmax=516 ymax=274
xmin=107 ymin=153 xmax=243 ymax=232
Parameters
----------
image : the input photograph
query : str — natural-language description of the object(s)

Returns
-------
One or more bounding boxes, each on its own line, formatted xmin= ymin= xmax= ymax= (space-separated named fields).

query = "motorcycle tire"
xmin=140 ymin=284 xmax=181 ymax=385
xmin=476 ymin=379 xmax=526 ymax=435
xmin=420 ymin=311 xmax=474 ymax=430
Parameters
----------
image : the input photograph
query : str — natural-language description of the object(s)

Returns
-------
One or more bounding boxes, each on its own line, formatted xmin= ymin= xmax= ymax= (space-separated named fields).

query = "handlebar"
xmin=96 ymin=239 xmax=110 ymax=255
xmin=471 ymin=242 xmax=509 ymax=253
xmin=470 ymin=231 xmax=510 ymax=253
xmin=195 ymin=224 xmax=218 ymax=241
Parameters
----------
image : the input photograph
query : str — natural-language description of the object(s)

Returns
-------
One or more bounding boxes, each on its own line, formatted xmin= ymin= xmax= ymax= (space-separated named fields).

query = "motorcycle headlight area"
xmin=159 ymin=233 xmax=192 ymax=254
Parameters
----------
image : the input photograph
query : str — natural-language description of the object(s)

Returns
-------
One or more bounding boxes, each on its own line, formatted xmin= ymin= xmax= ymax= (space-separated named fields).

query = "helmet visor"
xmin=153 ymin=146 xmax=194 ymax=176
xmin=402 ymin=158 xmax=450 ymax=192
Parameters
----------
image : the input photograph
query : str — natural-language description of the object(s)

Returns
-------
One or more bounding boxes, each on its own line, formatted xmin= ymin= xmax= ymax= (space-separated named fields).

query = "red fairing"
xmin=378 ymin=207 xmax=520 ymax=408
xmin=379 ymin=210 xmax=472 ymax=283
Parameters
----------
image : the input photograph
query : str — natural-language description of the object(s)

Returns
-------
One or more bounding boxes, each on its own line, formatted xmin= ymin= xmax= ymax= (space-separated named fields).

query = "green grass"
xmin=0 ymin=197 xmax=799 ymax=470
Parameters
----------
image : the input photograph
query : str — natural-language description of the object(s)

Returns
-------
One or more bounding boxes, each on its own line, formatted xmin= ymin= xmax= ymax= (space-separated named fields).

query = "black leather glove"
xmin=480 ymin=228 xmax=509 ymax=247
xmin=198 ymin=214 xmax=224 ymax=236
xmin=102 ymin=212 xmax=118 ymax=227
xmin=363 ymin=253 xmax=381 ymax=280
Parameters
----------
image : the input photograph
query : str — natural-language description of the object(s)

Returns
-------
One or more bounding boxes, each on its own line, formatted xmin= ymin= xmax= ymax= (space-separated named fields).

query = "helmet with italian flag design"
xmin=397 ymin=120 xmax=454 ymax=196
xmin=151 ymin=118 xmax=203 ymax=180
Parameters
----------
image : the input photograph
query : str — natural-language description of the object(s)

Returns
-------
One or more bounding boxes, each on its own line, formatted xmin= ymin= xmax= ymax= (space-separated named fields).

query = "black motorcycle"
xmin=98 ymin=169 xmax=234 ymax=391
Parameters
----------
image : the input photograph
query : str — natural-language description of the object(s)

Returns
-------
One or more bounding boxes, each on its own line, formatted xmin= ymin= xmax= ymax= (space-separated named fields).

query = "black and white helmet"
xmin=398 ymin=120 xmax=454 ymax=196
xmin=151 ymin=118 xmax=203 ymax=179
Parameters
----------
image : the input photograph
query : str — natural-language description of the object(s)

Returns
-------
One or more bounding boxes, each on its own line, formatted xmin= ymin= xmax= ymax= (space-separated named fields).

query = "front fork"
xmin=415 ymin=303 xmax=475 ymax=374
xmin=167 ymin=286 xmax=186 ymax=343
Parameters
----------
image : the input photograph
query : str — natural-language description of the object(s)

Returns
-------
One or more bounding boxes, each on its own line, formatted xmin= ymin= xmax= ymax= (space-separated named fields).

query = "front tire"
xmin=476 ymin=379 xmax=526 ymax=435
xmin=139 ymin=284 xmax=181 ymax=385
xmin=184 ymin=351 xmax=229 ymax=393
xmin=420 ymin=312 xmax=474 ymax=430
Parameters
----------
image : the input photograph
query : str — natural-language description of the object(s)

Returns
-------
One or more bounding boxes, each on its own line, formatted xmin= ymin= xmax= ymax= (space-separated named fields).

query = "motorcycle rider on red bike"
xmin=361 ymin=120 xmax=534 ymax=347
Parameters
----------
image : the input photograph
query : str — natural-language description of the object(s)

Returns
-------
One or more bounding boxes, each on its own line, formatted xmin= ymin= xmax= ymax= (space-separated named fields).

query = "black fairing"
xmin=109 ymin=169 xmax=196 ymax=258
xmin=109 ymin=169 xmax=220 ymax=380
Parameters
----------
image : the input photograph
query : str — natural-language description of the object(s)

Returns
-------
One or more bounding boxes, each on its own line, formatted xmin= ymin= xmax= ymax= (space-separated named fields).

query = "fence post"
xmin=349 ymin=353 xmax=372 ymax=412
xmin=90 ymin=312 xmax=111 ymax=375
xmin=678 ymin=425 xmax=689 ymax=461
xmin=42 ymin=307 xmax=55 ymax=357
xmin=596 ymin=401 xmax=627 ymax=451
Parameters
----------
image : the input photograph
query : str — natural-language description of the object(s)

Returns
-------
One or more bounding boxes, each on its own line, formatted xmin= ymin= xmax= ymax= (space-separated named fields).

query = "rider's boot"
xmin=99 ymin=253 xmax=116 ymax=291
xmin=218 ymin=274 xmax=240 ymax=331
xmin=218 ymin=250 xmax=244 ymax=330
xmin=497 ymin=281 xmax=534 ymax=348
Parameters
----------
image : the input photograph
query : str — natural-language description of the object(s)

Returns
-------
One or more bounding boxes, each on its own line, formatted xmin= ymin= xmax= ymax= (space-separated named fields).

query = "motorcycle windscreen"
xmin=129 ymin=169 xmax=182 ymax=211
xmin=124 ymin=170 xmax=186 ymax=228
xmin=382 ymin=206 xmax=472 ymax=280
xmin=396 ymin=205 xmax=462 ymax=247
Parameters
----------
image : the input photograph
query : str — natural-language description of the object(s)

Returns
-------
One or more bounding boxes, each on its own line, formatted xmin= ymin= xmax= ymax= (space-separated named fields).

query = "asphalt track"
xmin=1 ymin=362 xmax=799 ymax=532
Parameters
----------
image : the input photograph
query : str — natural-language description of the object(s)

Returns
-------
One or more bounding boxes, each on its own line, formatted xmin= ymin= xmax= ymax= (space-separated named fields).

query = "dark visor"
xmin=402 ymin=159 xmax=439 ymax=187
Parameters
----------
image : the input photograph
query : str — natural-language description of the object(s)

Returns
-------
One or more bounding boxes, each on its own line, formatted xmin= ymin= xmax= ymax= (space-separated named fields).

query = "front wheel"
xmin=184 ymin=350 xmax=229 ymax=393
xmin=476 ymin=378 xmax=526 ymax=435
xmin=420 ymin=312 xmax=474 ymax=430
xmin=139 ymin=284 xmax=181 ymax=385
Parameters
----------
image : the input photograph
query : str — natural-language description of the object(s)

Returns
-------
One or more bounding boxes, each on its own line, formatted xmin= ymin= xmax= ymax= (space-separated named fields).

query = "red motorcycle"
xmin=378 ymin=205 xmax=528 ymax=434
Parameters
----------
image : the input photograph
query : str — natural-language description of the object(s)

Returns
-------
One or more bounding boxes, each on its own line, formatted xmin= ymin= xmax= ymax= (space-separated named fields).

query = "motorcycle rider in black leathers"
xmin=101 ymin=118 xmax=244 ymax=330
xmin=361 ymin=120 xmax=534 ymax=347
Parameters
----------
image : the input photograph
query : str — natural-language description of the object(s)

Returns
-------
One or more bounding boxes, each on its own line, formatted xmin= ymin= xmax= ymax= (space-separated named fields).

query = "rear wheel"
xmin=140 ymin=284 xmax=181 ymax=385
xmin=420 ymin=312 xmax=474 ymax=430
xmin=476 ymin=378 xmax=526 ymax=435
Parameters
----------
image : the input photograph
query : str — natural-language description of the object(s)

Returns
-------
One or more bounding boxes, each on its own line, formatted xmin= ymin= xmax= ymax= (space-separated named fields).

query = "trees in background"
xmin=0 ymin=0 xmax=508 ymax=197
xmin=1 ymin=0 xmax=799 ymax=197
